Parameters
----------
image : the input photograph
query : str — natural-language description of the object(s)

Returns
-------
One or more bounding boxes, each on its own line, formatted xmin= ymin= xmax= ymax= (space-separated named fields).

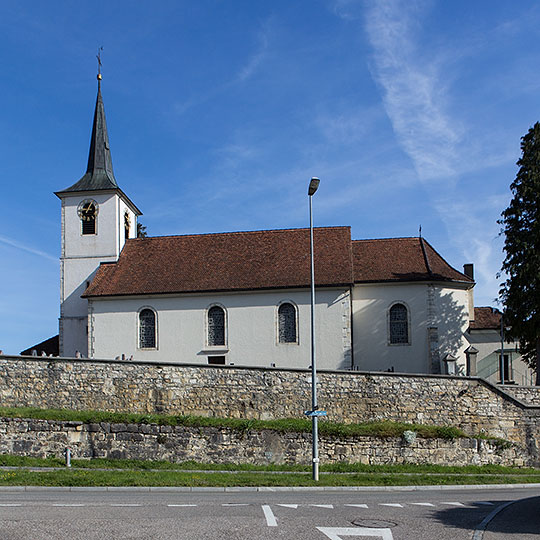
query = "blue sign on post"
xmin=304 ymin=410 xmax=327 ymax=417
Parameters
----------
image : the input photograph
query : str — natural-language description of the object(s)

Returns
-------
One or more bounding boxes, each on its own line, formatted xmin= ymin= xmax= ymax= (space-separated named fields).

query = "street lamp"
xmin=308 ymin=177 xmax=320 ymax=481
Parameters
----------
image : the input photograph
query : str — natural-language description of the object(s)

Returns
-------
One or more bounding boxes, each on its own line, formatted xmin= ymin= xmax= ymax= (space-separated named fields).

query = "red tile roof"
xmin=469 ymin=307 xmax=502 ymax=330
xmin=84 ymin=230 xmax=473 ymax=298
xmin=84 ymin=227 xmax=354 ymax=297
xmin=352 ymin=237 xmax=473 ymax=284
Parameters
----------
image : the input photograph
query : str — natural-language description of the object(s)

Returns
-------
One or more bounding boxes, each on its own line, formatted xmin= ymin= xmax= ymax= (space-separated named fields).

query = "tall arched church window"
xmin=139 ymin=308 xmax=156 ymax=349
xmin=208 ymin=306 xmax=225 ymax=346
xmin=278 ymin=302 xmax=297 ymax=343
xmin=124 ymin=212 xmax=130 ymax=242
xmin=389 ymin=303 xmax=409 ymax=344
xmin=78 ymin=200 xmax=98 ymax=235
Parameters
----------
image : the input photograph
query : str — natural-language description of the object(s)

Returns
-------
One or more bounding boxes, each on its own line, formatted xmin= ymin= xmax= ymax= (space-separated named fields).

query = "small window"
xmin=389 ymin=303 xmax=409 ymax=344
xmin=278 ymin=302 xmax=297 ymax=343
xmin=124 ymin=212 xmax=130 ymax=242
xmin=78 ymin=201 xmax=97 ymax=235
xmin=208 ymin=306 xmax=225 ymax=346
xmin=208 ymin=356 xmax=225 ymax=365
xmin=139 ymin=308 xmax=156 ymax=348
xmin=499 ymin=354 xmax=512 ymax=383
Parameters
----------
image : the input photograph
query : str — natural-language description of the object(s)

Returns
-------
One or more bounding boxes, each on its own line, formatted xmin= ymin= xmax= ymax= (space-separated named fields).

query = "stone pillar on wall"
xmin=465 ymin=345 xmax=479 ymax=376
xmin=443 ymin=353 xmax=457 ymax=375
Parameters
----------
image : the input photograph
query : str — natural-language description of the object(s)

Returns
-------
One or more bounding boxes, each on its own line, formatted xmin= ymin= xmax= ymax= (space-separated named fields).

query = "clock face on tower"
xmin=78 ymin=200 xmax=98 ymax=221
xmin=77 ymin=200 xmax=98 ymax=235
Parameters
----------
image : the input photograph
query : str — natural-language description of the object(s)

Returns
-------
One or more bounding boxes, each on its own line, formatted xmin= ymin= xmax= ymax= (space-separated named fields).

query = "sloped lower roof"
xmin=352 ymin=237 xmax=473 ymax=284
xmin=20 ymin=334 xmax=59 ymax=356
xmin=469 ymin=307 xmax=502 ymax=330
xmin=84 ymin=227 xmax=354 ymax=297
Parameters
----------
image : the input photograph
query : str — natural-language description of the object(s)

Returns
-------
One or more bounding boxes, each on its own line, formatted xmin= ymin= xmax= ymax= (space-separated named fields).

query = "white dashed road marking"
xmin=410 ymin=503 xmax=435 ymax=507
xmin=379 ymin=503 xmax=403 ymax=508
xmin=345 ymin=504 xmax=369 ymax=508
xmin=53 ymin=504 xmax=85 ymax=507
xmin=262 ymin=505 xmax=278 ymax=527
xmin=277 ymin=504 xmax=299 ymax=509
xmin=222 ymin=503 xmax=250 ymax=506
xmin=0 ymin=504 xmax=22 ymax=507
xmin=167 ymin=504 xmax=197 ymax=507
xmin=310 ymin=504 xmax=334 ymax=508
xmin=110 ymin=504 xmax=141 ymax=507
xmin=318 ymin=526 xmax=394 ymax=539
xmin=441 ymin=502 xmax=465 ymax=507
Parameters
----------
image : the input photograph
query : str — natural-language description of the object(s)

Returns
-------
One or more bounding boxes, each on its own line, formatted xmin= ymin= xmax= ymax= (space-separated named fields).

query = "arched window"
xmin=389 ymin=303 xmax=409 ymax=344
xmin=78 ymin=200 xmax=97 ymax=235
xmin=139 ymin=308 xmax=156 ymax=348
xmin=124 ymin=212 xmax=130 ymax=242
xmin=208 ymin=306 xmax=225 ymax=346
xmin=278 ymin=302 xmax=297 ymax=343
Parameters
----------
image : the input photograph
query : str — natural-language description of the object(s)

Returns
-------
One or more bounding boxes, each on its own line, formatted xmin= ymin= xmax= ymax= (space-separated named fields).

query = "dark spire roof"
xmin=58 ymin=76 xmax=118 ymax=193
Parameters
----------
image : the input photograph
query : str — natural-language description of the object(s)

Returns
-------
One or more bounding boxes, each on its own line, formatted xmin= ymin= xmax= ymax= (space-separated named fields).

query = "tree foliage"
xmin=137 ymin=222 xmax=147 ymax=238
xmin=499 ymin=122 xmax=540 ymax=384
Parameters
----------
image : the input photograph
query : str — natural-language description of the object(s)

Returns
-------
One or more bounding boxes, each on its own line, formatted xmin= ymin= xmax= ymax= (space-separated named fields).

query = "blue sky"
xmin=1 ymin=0 xmax=539 ymax=354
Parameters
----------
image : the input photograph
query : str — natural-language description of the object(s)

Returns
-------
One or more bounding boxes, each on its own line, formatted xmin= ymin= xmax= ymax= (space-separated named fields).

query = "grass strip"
xmin=0 ymin=455 xmax=537 ymax=475
xmin=0 ymin=468 xmax=539 ymax=487
xmin=0 ymin=406 xmax=490 ymax=441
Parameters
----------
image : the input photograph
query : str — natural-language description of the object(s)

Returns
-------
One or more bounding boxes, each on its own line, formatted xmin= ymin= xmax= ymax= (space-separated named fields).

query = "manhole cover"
xmin=352 ymin=518 xmax=398 ymax=528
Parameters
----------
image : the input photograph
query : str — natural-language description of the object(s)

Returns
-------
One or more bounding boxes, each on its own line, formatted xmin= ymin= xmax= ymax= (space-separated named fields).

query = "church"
xmin=51 ymin=75 xmax=477 ymax=375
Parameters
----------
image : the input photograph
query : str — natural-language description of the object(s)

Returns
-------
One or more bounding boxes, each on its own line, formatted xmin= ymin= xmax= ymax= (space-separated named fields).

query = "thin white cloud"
xmin=237 ymin=25 xmax=269 ymax=82
xmin=433 ymin=198 xmax=503 ymax=306
xmin=174 ymin=20 xmax=271 ymax=116
xmin=364 ymin=0 xmax=463 ymax=181
xmin=0 ymin=235 xmax=57 ymax=262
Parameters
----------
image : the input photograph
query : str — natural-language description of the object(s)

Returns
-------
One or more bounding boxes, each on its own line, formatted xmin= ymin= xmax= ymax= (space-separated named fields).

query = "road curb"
xmin=0 ymin=483 xmax=539 ymax=493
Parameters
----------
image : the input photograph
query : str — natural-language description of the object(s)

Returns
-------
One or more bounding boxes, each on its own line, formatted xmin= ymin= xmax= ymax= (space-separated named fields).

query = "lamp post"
xmin=308 ymin=176 xmax=320 ymax=481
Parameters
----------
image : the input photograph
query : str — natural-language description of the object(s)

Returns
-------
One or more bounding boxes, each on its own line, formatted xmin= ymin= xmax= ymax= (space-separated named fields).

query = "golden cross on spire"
xmin=96 ymin=47 xmax=103 ymax=80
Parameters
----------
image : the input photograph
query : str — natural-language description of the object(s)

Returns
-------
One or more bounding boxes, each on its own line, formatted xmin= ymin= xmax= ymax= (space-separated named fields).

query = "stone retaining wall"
xmin=0 ymin=355 xmax=539 ymax=465
xmin=500 ymin=386 xmax=540 ymax=406
xmin=0 ymin=417 xmax=530 ymax=467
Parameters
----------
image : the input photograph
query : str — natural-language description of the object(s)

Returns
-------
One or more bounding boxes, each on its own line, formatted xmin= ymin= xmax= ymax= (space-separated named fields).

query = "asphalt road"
xmin=0 ymin=487 xmax=538 ymax=539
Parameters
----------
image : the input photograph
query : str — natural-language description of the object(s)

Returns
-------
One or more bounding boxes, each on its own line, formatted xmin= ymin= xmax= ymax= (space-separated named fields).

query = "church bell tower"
xmin=55 ymin=71 xmax=142 ymax=357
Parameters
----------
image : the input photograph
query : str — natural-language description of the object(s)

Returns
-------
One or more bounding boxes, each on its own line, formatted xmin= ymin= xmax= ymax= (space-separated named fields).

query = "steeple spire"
xmin=58 ymin=65 xmax=119 ymax=193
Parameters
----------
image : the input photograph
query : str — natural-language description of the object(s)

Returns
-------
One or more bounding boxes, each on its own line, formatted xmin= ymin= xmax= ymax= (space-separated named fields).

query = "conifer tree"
xmin=499 ymin=122 xmax=540 ymax=385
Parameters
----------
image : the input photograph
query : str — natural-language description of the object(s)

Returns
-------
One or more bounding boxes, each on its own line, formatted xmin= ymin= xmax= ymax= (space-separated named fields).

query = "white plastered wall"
xmin=89 ymin=288 xmax=352 ymax=370
xmin=59 ymin=191 xmax=138 ymax=357
xmin=352 ymin=282 xmax=471 ymax=374
xmin=467 ymin=329 xmax=534 ymax=385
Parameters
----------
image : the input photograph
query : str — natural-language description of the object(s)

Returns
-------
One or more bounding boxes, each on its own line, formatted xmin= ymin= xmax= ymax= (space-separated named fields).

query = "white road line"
xmin=0 ymin=504 xmax=22 ymax=507
xmin=222 ymin=503 xmax=250 ymax=506
xmin=318 ymin=526 xmax=394 ymax=539
xmin=278 ymin=504 xmax=299 ymax=509
xmin=379 ymin=503 xmax=403 ymax=508
xmin=345 ymin=504 xmax=369 ymax=508
xmin=53 ymin=504 xmax=85 ymax=507
xmin=110 ymin=504 xmax=141 ymax=507
xmin=262 ymin=504 xmax=278 ymax=527
xmin=410 ymin=503 xmax=435 ymax=507
xmin=472 ymin=501 xmax=516 ymax=540
xmin=310 ymin=504 xmax=334 ymax=509
xmin=441 ymin=502 xmax=465 ymax=507
xmin=167 ymin=504 xmax=197 ymax=507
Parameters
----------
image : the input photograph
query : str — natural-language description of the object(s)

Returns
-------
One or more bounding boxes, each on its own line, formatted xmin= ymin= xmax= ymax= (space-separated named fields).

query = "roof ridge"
xmin=130 ymin=226 xmax=350 ymax=241
xmin=352 ymin=236 xmax=419 ymax=242
xmin=420 ymin=238 xmax=473 ymax=282
xmin=419 ymin=236 xmax=433 ymax=276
